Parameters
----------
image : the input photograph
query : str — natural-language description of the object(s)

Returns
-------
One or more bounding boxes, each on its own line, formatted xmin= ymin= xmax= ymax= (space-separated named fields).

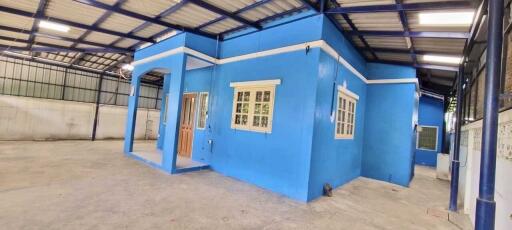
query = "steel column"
xmin=91 ymin=73 xmax=104 ymax=141
xmin=449 ymin=70 xmax=464 ymax=211
xmin=475 ymin=0 xmax=503 ymax=229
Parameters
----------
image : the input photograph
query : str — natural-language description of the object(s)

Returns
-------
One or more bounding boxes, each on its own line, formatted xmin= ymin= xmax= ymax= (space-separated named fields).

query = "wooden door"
xmin=178 ymin=93 xmax=196 ymax=158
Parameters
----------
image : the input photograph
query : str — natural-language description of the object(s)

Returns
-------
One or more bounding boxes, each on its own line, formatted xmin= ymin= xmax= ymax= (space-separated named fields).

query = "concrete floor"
xmin=0 ymin=140 xmax=471 ymax=230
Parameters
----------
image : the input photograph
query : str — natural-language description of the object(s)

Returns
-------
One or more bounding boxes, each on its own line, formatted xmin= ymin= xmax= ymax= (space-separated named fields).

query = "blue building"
xmin=124 ymin=14 xmax=420 ymax=202
xmin=414 ymin=94 xmax=445 ymax=167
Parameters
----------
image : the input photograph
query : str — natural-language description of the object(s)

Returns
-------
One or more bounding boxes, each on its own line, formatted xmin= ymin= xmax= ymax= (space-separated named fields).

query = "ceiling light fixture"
xmin=38 ymin=20 xmax=70 ymax=32
xmin=419 ymin=11 xmax=474 ymax=26
xmin=422 ymin=55 xmax=462 ymax=64
xmin=122 ymin=64 xmax=134 ymax=71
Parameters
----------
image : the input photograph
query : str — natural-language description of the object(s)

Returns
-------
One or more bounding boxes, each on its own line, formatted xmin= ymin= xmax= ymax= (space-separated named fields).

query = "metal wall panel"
xmin=0 ymin=56 xmax=161 ymax=109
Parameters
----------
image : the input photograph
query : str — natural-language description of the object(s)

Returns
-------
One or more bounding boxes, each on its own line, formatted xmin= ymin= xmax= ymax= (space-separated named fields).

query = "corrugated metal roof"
xmin=0 ymin=0 xmax=476 ymax=90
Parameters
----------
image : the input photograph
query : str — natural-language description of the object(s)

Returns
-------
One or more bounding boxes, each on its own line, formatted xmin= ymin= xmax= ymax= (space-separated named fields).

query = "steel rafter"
xmin=121 ymin=1 xmax=190 ymax=52
xmin=26 ymin=0 xmax=49 ymax=51
xmin=0 ymin=25 xmax=131 ymax=52
xmin=0 ymin=44 xmax=125 ymax=53
xmin=188 ymin=0 xmax=262 ymax=30
xmin=327 ymin=0 xmax=378 ymax=60
xmin=347 ymin=30 xmax=470 ymax=39
xmin=195 ymin=0 xmax=273 ymax=30
xmin=69 ymin=0 xmax=129 ymax=68
xmin=0 ymin=5 xmax=154 ymax=43
xmin=72 ymin=0 xmax=215 ymax=38
xmin=325 ymin=1 xmax=473 ymax=14
xmin=395 ymin=0 xmax=417 ymax=65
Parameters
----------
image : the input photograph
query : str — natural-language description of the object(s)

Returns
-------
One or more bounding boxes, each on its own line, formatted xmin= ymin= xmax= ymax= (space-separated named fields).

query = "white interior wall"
xmin=0 ymin=95 xmax=160 ymax=141
xmin=459 ymin=109 xmax=512 ymax=230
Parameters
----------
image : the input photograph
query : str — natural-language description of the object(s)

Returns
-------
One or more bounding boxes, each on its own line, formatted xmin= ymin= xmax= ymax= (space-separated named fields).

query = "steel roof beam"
xmin=348 ymin=30 xmax=469 ymax=39
xmin=189 ymin=0 xmax=262 ymax=30
xmin=26 ymin=0 xmax=49 ymax=51
xmin=196 ymin=0 xmax=272 ymax=30
xmin=72 ymin=0 xmax=215 ymax=38
xmin=0 ymin=44 xmax=125 ymax=53
xmin=0 ymin=25 xmax=131 ymax=53
xmin=221 ymin=6 xmax=308 ymax=38
xmin=372 ymin=60 xmax=459 ymax=71
xmin=121 ymin=1 xmax=191 ymax=50
xmin=0 ymin=5 xmax=154 ymax=43
xmin=69 ymin=0 xmax=127 ymax=50
xmin=326 ymin=1 xmax=473 ymax=14
xmin=395 ymin=0 xmax=417 ymax=65
xmin=327 ymin=0 xmax=378 ymax=60
xmin=361 ymin=47 xmax=460 ymax=57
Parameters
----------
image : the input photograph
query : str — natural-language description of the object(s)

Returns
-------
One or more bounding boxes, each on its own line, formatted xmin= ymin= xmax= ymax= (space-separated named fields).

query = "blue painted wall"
xmin=133 ymin=14 xmax=420 ymax=202
xmin=206 ymin=49 xmax=319 ymax=201
xmin=362 ymin=83 xmax=417 ymax=187
xmin=307 ymin=51 xmax=367 ymax=201
xmin=415 ymin=95 xmax=444 ymax=167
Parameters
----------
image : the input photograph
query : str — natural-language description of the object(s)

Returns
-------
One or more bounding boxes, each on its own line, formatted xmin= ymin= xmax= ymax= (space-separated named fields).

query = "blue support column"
xmin=475 ymin=0 xmax=503 ymax=229
xmin=157 ymin=74 xmax=171 ymax=150
xmin=449 ymin=70 xmax=464 ymax=211
xmin=123 ymin=74 xmax=142 ymax=153
xmin=161 ymin=53 xmax=187 ymax=173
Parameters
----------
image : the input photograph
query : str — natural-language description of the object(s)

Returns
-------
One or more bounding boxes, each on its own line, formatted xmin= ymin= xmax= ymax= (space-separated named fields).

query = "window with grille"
xmin=417 ymin=126 xmax=438 ymax=151
xmin=196 ymin=92 xmax=209 ymax=129
xmin=230 ymin=80 xmax=279 ymax=133
xmin=335 ymin=88 xmax=358 ymax=139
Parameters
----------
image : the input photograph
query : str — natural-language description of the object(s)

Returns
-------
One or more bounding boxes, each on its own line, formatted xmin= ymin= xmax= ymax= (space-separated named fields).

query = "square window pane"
xmin=261 ymin=116 xmax=268 ymax=127
xmin=242 ymin=103 xmax=249 ymax=113
xmin=237 ymin=92 xmax=243 ymax=101
xmin=262 ymin=104 xmax=269 ymax=114
xmin=236 ymin=103 xmax=242 ymax=113
xmin=255 ymin=103 xmax=261 ymax=114
xmin=243 ymin=92 xmax=250 ymax=101
xmin=235 ymin=115 xmax=241 ymax=124
xmin=256 ymin=91 xmax=262 ymax=102
xmin=241 ymin=115 xmax=248 ymax=125
xmin=253 ymin=116 xmax=260 ymax=126
xmin=263 ymin=91 xmax=271 ymax=102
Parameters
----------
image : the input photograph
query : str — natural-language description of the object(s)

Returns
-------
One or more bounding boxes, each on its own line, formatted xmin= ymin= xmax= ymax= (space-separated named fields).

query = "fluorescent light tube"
xmin=39 ymin=20 xmax=70 ymax=32
xmin=122 ymin=64 xmax=134 ymax=71
xmin=422 ymin=55 xmax=462 ymax=64
xmin=419 ymin=12 xmax=474 ymax=26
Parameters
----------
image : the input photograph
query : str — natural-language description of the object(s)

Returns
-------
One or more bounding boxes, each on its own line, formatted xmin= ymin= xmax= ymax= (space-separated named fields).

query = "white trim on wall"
xmin=229 ymin=79 xmax=281 ymax=88
xmin=131 ymin=40 xmax=419 ymax=92
xmin=337 ymin=85 xmax=360 ymax=100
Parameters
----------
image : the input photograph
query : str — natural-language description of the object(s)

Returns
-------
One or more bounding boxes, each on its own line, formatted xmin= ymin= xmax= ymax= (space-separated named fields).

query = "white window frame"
xmin=416 ymin=125 xmax=438 ymax=151
xmin=196 ymin=92 xmax=209 ymax=130
xmin=335 ymin=86 xmax=359 ymax=139
xmin=230 ymin=79 xmax=280 ymax=133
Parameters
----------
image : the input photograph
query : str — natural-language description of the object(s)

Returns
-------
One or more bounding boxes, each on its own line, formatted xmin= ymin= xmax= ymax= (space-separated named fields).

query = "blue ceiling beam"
xmin=326 ymin=0 xmax=378 ymax=60
xmin=120 ymin=1 xmax=191 ymax=50
xmin=0 ymin=5 xmax=154 ymax=43
xmin=363 ymin=47 xmax=460 ymax=57
xmin=72 ymin=0 xmax=215 ymax=38
xmin=69 ymin=0 xmax=129 ymax=67
xmin=0 ymin=44 xmax=127 ymax=53
xmin=325 ymin=1 xmax=473 ymax=14
xmin=299 ymin=0 xmax=319 ymax=11
xmin=26 ymin=0 xmax=49 ymax=50
xmin=348 ymin=30 xmax=470 ymax=39
xmin=196 ymin=0 xmax=272 ymax=30
xmin=188 ymin=0 xmax=262 ymax=30
xmin=0 ymin=25 xmax=130 ymax=52
xmin=373 ymin=60 xmax=459 ymax=71
xmin=395 ymin=0 xmax=417 ymax=65
xmin=221 ymin=6 xmax=308 ymax=39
